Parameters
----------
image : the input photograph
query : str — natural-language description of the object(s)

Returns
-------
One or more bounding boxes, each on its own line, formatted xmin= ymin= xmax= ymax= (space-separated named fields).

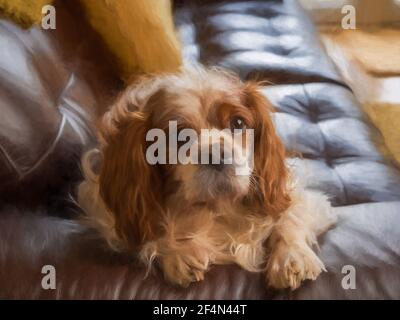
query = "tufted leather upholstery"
xmin=175 ymin=0 xmax=345 ymax=86
xmin=0 ymin=0 xmax=400 ymax=299
xmin=266 ymin=84 xmax=400 ymax=206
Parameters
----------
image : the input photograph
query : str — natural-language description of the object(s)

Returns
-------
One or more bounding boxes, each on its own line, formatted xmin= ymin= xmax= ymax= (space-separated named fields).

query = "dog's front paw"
xmin=159 ymin=241 xmax=210 ymax=287
xmin=266 ymin=242 xmax=325 ymax=290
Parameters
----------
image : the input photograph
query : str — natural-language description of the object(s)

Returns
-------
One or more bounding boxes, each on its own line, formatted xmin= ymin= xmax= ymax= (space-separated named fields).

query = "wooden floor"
xmin=320 ymin=29 xmax=400 ymax=105
xmin=320 ymin=27 xmax=400 ymax=168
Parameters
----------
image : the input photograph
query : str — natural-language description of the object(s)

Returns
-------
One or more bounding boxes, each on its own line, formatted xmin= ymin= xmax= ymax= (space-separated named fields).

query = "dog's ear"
xmin=98 ymin=84 xmax=165 ymax=249
xmin=243 ymin=82 xmax=291 ymax=216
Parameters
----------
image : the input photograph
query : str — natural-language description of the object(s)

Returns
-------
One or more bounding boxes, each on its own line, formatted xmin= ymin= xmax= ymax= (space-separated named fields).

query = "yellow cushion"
xmin=364 ymin=102 xmax=400 ymax=167
xmin=0 ymin=0 xmax=53 ymax=28
xmin=0 ymin=0 xmax=182 ymax=79
xmin=79 ymin=0 xmax=182 ymax=80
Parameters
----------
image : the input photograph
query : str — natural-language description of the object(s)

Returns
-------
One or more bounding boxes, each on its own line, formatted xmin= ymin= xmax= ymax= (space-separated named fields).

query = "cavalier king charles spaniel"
xmin=78 ymin=66 xmax=336 ymax=290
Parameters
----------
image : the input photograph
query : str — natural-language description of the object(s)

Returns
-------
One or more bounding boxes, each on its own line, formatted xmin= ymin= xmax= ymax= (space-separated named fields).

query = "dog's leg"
xmin=140 ymin=209 xmax=217 ymax=287
xmin=265 ymin=189 xmax=336 ymax=290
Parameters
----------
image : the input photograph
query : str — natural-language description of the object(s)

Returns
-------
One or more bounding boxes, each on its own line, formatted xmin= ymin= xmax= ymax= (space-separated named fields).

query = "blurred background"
xmin=301 ymin=0 xmax=400 ymax=165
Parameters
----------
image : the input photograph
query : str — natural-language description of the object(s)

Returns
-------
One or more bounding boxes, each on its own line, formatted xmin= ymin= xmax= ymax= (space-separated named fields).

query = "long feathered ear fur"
xmin=243 ymin=83 xmax=291 ymax=217
xmin=98 ymin=84 xmax=165 ymax=250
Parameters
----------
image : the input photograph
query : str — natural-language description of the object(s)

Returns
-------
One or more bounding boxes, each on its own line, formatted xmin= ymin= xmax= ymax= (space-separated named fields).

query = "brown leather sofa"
xmin=1 ymin=0 xmax=400 ymax=299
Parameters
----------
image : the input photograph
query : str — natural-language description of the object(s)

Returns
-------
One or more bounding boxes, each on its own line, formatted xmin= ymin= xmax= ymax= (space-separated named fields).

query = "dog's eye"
xmin=230 ymin=116 xmax=246 ymax=131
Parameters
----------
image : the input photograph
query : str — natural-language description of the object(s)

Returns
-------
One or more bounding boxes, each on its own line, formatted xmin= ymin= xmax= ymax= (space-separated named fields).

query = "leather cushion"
xmin=2 ymin=202 xmax=400 ymax=299
xmin=0 ymin=1 xmax=119 ymax=207
xmin=276 ymin=202 xmax=400 ymax=299
xmin=175 ymin=0 xmax=344 ymax=86
xmin=265 ymin=83 xmax=400 ymax=206
xmin=0 ymin=208 xmax=269 ymax=299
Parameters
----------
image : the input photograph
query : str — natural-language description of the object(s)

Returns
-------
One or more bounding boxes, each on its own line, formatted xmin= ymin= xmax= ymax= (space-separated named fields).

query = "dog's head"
xmin=94 ymin=67 xmax=290 ymax=248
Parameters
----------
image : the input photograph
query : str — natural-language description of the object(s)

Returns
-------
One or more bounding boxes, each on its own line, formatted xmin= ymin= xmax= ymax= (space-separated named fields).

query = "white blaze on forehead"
xmin=170 ymin=92 xmax=203 ymax=123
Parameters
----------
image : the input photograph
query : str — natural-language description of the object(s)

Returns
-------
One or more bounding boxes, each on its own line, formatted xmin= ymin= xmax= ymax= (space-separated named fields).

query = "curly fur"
xmin=78 ymin=66 xmax=336 ymax=289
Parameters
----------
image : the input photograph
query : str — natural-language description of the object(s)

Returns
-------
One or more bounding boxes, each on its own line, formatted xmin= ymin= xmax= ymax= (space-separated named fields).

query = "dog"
xmin=77 ymin=66 xmax=336 ymax=290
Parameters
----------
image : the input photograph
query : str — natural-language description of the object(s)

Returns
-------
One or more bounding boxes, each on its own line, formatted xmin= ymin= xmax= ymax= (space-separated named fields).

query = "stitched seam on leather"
xmin=0 ymin=22 xmax=72 ymax=181
xmin=20 ymin=70 xmax=77 ymax=179
xmin=21 ymin=114 xmax=66 ymax=179
xmin=0 ymin=143 xmax=21 ymax=178
xmin=301 ymin=84 xmax=349 ymax=204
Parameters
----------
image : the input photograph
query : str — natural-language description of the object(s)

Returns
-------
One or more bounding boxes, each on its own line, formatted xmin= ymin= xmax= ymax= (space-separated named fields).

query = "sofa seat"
xmin=1 ymin=201 xmax=400 ymax=299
